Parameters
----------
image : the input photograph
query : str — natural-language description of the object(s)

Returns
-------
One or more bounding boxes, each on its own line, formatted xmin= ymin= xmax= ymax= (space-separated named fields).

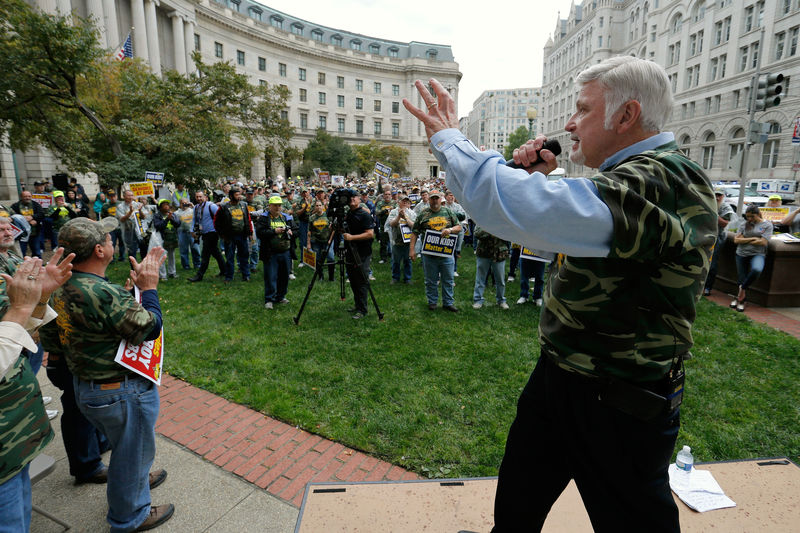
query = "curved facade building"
xmin=1 ymin=0 xmax=461 ymax=198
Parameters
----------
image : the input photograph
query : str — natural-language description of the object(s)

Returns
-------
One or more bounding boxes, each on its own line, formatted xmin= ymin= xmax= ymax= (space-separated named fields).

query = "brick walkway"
xmin=155 ymin=375 xmax=419 ymax=508
xmin=705 ymin=289 xmax=800 ymax=340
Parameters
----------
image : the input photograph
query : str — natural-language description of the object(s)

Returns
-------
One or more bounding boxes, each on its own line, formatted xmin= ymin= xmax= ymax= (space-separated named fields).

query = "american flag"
xmin=114 ymin=33 xmax=133 ymax=61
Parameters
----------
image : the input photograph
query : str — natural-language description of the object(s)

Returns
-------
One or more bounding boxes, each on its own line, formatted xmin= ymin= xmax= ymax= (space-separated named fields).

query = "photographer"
xmin=386 ymin=196 xmax=416 ymax=284
xmin=341 ymin=191 xmax=374 ymax=320
xmin=256 ymin=196 xmax=292 ymax=309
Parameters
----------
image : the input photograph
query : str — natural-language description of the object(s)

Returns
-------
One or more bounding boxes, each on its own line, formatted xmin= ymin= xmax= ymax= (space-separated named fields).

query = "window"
xmin=258 ymin=57 xmax=266 ymax=71
xmin=705 ymin=97 xmax=712 ymax=114
xmin=761 ymin=139 xmax=780 ymax=168
xmin=426 ymin=49 xmax=437 ymax=60
xmin=392 ymin=84 xmax=400 ymax=96
xmin=194 ymin=34 xmax=200 ymax=51
xmin=738 ymin=46 xmax=749 ymax=72
xmin=279 ymin=63 xmax=286 ymax=76
xmin=672 ymin=14 xmax=683 ymax=33
xmin=388 ymin=47 xmax=399 ymax=58
xmin=337 ymin=95 xmax=344 ymax=108
xmin=729 ymin=127 xmax=745 ymax=161
xmin=331 ymin=34 xmax=342 ymax=46
xmin=374 ymin=121 xmax=382 ymax=135
xmin=356 ymin=79 xmax=363 ymax=91
xmin=229 ymin=0 xmax=240 ymax=12
xmin=776 ymin=32 xmax=787 ymax=60
xmin=599 ymin=16 xmax=604 ymax=28
xmin=374 ymin=82 xmax=381 ymax=94
xmin=337 ymin=76 xmax=344 ymax=89
xmin=318 ymin=92 xmax=326 ymax=105
xmin=392 ymin=102 xmax=399 ymax=113
xmin=680 ymin=135 xmax=691 ymax=158
xmin=259 ymin=80 xmax=266 ymax=87
xmin=280 ymin=110 xmax=288 ymax=121
xmin=312 ymin=29 xmax=324 ymax=42
xmin=214 ymin=42 xmax=223 ymax=58
xmin=702 ymin=133 xmax=716 ymax=170
xmin=751 ymin=42 xmax=759 ymax=68
xmin=338 ymin=117 xmax=345 ymax=133
xmin=710 ymin=58 xmax=719 ymax=80
xmin=369 ymin=44 xmax=380 ymax=54
xmin=392 ymin=122 xmax=399 ymax=137
xmin=719 ymin=54 xmax=727 ymax=78
xmin=249 ymin=7 xmax=262 ymax=21
xmin=270 ymin=15 xmax=283 ymax=29
xmin=689 ymin=101 xmax=696 ymax=117
xmin=744 ymin=5 xmax=754 ymax=32
xmin=350 ymin=39 xmax=361 ymax=51
xmin=291 ymin=23 xmax=303 ymax=36
xmin=319 ymin=115 xmax=327 ymax=130
xmin=791 ymin=27 xmax=799 ymax=56
xmin=713 ymin=95 xmax=721 ymax=112
xmin=318 ymin=72 xmax=326 ymax=85
xmin=299 ymin=68 xmax=306 ymax=81
xmin=374 ymin=100 xmax=381 ymax=111
xmin=598 ymin=36 xmax=603 ymax=48
xmin=236 ymin=50 xmax=245 ymax=66
xmin=300 ymin=113 xmax=308 ymax=129
xmin=356 ymin=120 xmax=363 ymax=134
xmin=299 ymin=88 xmax=307 ymax=102
xmin=355 ymin=97 xmax=363 ymax=110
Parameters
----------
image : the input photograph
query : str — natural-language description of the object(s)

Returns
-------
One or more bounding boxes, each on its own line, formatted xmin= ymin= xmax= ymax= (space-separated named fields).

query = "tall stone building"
xmin=464 ymin=88 xmax=542 ymax=154
xmin=540 ymin=0 xmax=800 ymax=187
xmin=0 ymin=0 xmax=462 ymax=200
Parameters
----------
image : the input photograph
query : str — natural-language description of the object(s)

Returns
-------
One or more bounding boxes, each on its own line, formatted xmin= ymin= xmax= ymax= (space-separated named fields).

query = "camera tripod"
xmin=293 ymin=222 xmax=384 ymax=324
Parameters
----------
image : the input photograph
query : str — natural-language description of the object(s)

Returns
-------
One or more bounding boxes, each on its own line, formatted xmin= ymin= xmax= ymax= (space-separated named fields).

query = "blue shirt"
xmin=430 ymin=129 xmax=673 ymax=257
xmin=195 ymin=201 xmax=219 ymax=234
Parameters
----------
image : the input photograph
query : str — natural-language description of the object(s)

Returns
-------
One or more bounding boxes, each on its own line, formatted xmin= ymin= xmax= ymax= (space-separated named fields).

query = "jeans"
xmin=110 ymin=228 xmax=125 ymax=261
xmin=311 ymin=241 xmax=335 ymax=281
xmin=391 ymin=243 xmax=412 ymax=282
xmin=158 ymin=248 xmax=177 ymax=278
xmin=298 ymin=220 xmax=309 ymax=251
xmin=197 ymin=232 xmax=225 ymax=279
xmin=249 ymin=237 xmax=260 ymax=272
xmin=474 ymin=257 xmax=506 ymax=304
xmin=378 ymin=229 xmax=391 ymax=261
xmin=20 ymin=232 xmax=42 ymax=258
xmin=263 ymin=250 xmax=290 ymax=303
xmin=224 ymin=235 xmax=250 ymax=280
xmin=519 ymin=259 xmax=547 ymax=300
xmin=492 ymin=356 xmax=680 ymax=533
xmin=74 ymin=375 xmax=159 ymax=532
xmin=346 ymin=253 xmax=371 ymax=314
xmin=121 ymin=225 xmax=139 ymax=261
xmin=735 ymin=253 xmax=766 ymax=290
xmin=508 ymin=247 xmax=521 ymax=278
xmin=704 ymin=236 xmax=725 ymax=291
xmin=422 ymin=254 xmax=455 ymax=306
xmin=0 ymin=464 xmax=31 ymax=533
xmin=46 ymin=356 xmax=108 ymax=480
xmin=177 ymin=229 xmax=200 ymax=270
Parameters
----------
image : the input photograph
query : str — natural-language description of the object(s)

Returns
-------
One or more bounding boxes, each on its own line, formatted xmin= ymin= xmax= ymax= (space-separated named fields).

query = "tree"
xmin=503 ymin=126 xmax=532 ymax=160
xmin=302 ymin=129 xmax=355 ymax=176
xmin=0 ymin=2 xmax=292 ymax=189
xmin=353 ymin=140 xmax=409 ymax=177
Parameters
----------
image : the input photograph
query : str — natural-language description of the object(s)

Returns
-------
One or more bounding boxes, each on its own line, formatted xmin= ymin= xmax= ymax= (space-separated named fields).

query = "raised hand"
xmin=402 ymin=79 xmax=459 ymax=142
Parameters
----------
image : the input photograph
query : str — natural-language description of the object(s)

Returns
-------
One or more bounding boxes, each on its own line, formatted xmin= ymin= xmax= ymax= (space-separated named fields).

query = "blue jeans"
xmin=20 ymin=232 xmax=42 ymax=258
xmin=391 ymin=243 xmax=412 ymax=282
xmin=224 ymin=235 xmax=250 ymax=280
xmin=298 ymin=221 xmax=309 ymax=251
xmin=74 ymin=375 xmax=159 ymax=533
xmin=178 ymin=229 xmax=200 ymax=270
xmin=311 ymin=241 xmax=335 ymax=280
xmin=422 ymin=254 xmax=455 ymax=306
xmin=0 ymin=464 xmax=31 ymax=533
xmin=249 ymin=237 xmax=260 ymax=272
xmin=519 ymin=259 xmax=547 ymax=300
xmin=474 ymin=257 xmax=506 ymax=304
xmin=264 ymin=250 xmax=290 ymax=303
xmin=735 ymin=253 xmax=766 ymax=290
xmin=110 ymin=228 xmax=125 ymax=261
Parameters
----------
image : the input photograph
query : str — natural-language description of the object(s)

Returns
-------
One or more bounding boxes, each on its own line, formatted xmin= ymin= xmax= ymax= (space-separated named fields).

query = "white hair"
xmin=576 ymin=56 xmax=672 ymax=132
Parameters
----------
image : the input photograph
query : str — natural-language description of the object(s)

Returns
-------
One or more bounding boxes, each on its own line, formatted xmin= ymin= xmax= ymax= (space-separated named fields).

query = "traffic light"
xmin=754 ymin=73 xmax=784 ymax=111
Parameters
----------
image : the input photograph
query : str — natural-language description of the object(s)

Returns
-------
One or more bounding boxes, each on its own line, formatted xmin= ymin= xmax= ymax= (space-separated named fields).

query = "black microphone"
xmin=505 ymin=139 xmax=562 ymax=169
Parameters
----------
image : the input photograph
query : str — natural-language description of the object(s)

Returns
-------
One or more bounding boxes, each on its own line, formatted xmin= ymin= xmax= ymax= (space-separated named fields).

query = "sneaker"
xmin=472 ymin=302 xmax=483 ymax=309
xmin=453 ymin=271 xmax=459 ymax=277
xmin=277 ymin=298 xmax=290 ymax=304
xmin=379 ymin=260 xmax=385 ymax=264
xmin=297 ymin=263 xmax=305 ymax=268
xmin=368 ymin=275 xmax=376 ymax=281
xmin=134 ymin=504 xmax=175 ymax=531
xmin=289 ymin=273 xmax=296 ymax=280
xmin=264 ymin=302 xmax=273 ymax=310
xmin=42 ymin=396 xmax=52 ymax=406
xmin=47 ymin=409 xmax=58 ymax=420
xmin=352 ymin=312 xmax=365 ymax=319
xmin=507 ymin=275 xmax=515 ymax=282
xmin=534 ymin=298 xmax=543 ymax=307
xmin=168 ymin=274 xmax=178 ymax=279
xmin=516 ymin=297 xmax=527 ymax=305
xmin=499 ymin=302 xmax=509 ymax=309
xmin=160 ymin=277 xmax=167 ymax=281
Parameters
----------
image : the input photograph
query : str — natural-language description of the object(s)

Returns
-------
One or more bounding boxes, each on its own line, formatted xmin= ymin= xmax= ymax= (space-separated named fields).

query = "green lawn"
xmin=109 ymin=243 xmax=800 ymax=477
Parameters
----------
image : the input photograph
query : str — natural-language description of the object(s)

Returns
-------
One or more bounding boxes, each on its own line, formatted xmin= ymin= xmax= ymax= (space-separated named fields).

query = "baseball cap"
xmin=157 ymin=198 xmax=171 ymax=207
xmin=52 ymin=190 xmax=65 ymax=198
xmin=268 ymin=195 xmax=283 ymax=204
xmin=399 ymin=195 xmax=411 ymax=202
xmin=429 ymin=190 xmax=442 ymax=198
xmin=768 ymin=194 xmax=781 ymax=201
xmin=58 ymin=217 xmax=119 ymax=263
xmin=714 ymin=188 xmax=725 ymax=196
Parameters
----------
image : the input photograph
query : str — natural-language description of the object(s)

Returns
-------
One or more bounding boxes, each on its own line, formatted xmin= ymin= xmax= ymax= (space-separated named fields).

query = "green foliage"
xmin=353 ymin=140 xmax=409 ymax=177
xmin=303 ymin=129 xmax=356 ymax=175
xmin=0 ymin=3 xmax=292 ymax=188
xmin=503 ymin=126 xmax=532 ymax=160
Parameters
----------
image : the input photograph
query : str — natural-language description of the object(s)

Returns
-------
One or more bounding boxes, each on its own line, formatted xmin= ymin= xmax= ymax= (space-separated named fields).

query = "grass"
xmin=106 ymin=243 xmax=800 ymax=477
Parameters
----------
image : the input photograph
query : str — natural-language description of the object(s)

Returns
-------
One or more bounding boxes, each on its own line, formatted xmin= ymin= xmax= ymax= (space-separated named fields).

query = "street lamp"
xmin=526 ymin=107 xmax=538 ymax=140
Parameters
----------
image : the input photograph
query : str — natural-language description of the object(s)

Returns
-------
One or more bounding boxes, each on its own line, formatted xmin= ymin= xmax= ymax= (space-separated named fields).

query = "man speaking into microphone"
xmin=403 ymin=56 xmax=716 ymax=532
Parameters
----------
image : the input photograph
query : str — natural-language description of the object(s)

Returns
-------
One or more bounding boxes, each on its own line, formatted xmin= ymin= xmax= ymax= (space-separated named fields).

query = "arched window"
xmin=311 ymin=29 xmax=324 ymax=42
xmin=761 ymin=123 xmax=781 ymax=168
xmin=270 ymin=15 xmax=283 ymax=29
xmin=691 ymin=0 xmax=706 ymax=23
xmin=729 ymin=127 xmax=745 ymax=162
xmin=331 ymin=34 xmax=342 ymax=46
xmin=350 ymin=39 xmax=361 ymax=51
xmin=701 ymin=131 xmax=715 ymax=169
xmin=671 ymin=13 xmax=683 ymax=34
xmin=388 ymin=47 xmax=399 ymax=58
xmin=680 ymin=134 xmax=691 ymax=157
xmin=291 ymin=23 xmax=303 ymax=36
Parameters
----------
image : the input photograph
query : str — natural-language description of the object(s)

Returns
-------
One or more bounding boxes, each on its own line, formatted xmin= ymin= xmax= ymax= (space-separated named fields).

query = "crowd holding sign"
xmin=145 ymin=171 xmax=165 ymax=187
xmin=128 ymin=181 xmax=156 ymax=198
xmin=421 ymin=229 xmax=457 ymax=258
xmin=114 ymin=287 xmax=164 ymax=385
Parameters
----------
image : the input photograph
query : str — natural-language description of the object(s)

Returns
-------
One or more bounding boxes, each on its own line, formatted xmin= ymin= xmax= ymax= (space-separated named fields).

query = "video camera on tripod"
xmin=326 ymin=187 xmax=357 ymax=229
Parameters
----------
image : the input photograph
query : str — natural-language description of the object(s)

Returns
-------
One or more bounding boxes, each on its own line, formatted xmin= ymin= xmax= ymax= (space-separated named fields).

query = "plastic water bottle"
xmin=675 ymin=445 xmax=694 ymax=489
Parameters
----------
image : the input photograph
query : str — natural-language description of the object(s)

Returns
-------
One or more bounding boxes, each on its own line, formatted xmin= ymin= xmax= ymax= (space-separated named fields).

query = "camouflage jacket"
xmin=539 ymin=141 xmax=716 ymax=383
xmin=474 ymin=227 xmax=510 ymax=262
xmin=308 ymin=212 xmax=332 ymax=244
xmin=0 ymin=251 xmax=22 ymax=317
xmin=40 ymin=272 xmax=158 ymax=381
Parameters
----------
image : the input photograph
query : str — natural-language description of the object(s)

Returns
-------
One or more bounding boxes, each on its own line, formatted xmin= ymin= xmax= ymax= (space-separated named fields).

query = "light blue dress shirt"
xmin=430 ymin=129 xmax=674 ymax=258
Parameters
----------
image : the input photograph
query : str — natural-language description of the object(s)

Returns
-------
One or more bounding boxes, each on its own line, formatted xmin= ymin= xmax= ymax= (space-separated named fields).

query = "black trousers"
xmin=197 ymin=232 xmax=225 ymax=278
xmin=345 ymin=253 xmax=371 ymax=315
xmin=492 ymin=355 xmax=680 ymax=533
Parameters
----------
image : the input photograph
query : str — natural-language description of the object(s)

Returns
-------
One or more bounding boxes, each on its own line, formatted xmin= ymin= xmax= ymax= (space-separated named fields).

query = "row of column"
xmin=36 ymin=0 xmax=195 ymax=76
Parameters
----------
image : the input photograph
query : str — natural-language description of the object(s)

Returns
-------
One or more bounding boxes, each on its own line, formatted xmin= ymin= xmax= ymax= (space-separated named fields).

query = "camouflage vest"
xmin=539 ymin=141 xmax=716 ymax=383
xmin=474 ymin=227 xmax=510 ymax=262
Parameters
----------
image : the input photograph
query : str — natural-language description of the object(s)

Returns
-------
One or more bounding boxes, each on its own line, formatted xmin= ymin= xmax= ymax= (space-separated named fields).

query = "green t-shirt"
xmin=309 ymin=212 xmax=332 ymax=244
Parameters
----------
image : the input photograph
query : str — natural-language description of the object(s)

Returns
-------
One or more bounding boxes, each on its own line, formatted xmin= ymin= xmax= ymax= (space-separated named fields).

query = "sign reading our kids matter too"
xmin=421 ymin=229 xmax=457 ymax=258
xmin=400 ymin=224 xmax=413 ymax=244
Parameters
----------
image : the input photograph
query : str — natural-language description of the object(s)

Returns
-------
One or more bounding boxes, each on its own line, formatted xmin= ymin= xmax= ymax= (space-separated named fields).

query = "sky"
xmin=262 ymin=0 xmax=579 ymax=117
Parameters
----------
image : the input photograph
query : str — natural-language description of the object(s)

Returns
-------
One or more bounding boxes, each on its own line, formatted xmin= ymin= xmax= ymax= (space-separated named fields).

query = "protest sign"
xmin=400 ymin=224 xmax=413 ymax=244
xmin=520 ymin=246 xmax=550 ymax=263
xmin=114 ymin=286 xmax=164 ymax=385
xmin=133 ymin=211 xmax=146 ymax=238
xmin=373 ymin=162 xmax=392 ymax=180
xmin=421 ymin=229 xmax=457 ymax=258
xmin=145 ymin=171 xmax=164 ymax=187
xmin=127 ymin=181 xmax=155 ymax=198
xmin=761 ymin=207 xmax=789 ymax=223
xmin=302 ymin=248 xmax=317 ymax=269
xmin=31 ymin=194 xmax=52 ymax=208
xmin=331 ymin=175 xmax=344 ymax=187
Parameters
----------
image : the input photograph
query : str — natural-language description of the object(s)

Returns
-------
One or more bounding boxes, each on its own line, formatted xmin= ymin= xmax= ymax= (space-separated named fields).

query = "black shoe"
xmin=443 ymin=305 xmax=459 ymax=313
xmin=428 ymin=303 xmax=437 ymax=310
xmin=135 ymin=504 xmax=175 ymax=531
xmin=75 ymin=467 xmax=108 ymax=485
xmin=149 ymin=469 xmax=167 ymax=489
xmin=187 ymin=276 xmax=202 ymax=282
